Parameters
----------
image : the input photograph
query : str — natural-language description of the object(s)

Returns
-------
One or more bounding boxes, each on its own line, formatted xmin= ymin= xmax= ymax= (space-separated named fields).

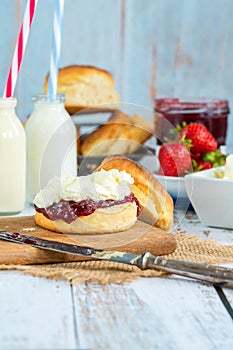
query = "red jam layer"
xmin=34 ymin=193 xmax=141 ymax=224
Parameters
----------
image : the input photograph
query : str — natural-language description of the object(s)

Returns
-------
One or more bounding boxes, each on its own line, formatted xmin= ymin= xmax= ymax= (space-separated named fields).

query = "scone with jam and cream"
xmin=34 ymin=169 xmax=140 ymax=234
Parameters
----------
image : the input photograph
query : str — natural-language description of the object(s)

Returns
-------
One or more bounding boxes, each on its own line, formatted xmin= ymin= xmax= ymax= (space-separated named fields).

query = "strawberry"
xmin=192 ymin=149 xmax=226 ymax=172
xmin=178 ymin=123 xmax=217 ymax=153
xmin=191 ymin=152 xmax=201 ymax=161
xmin=196 ymin=160 xmax=212 ymax=171
xmin=158 ymin=142 xmax=192 ymax=176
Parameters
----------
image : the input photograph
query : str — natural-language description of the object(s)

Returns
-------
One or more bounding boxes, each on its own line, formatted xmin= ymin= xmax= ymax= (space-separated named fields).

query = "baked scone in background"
xmin=44 ymin=65 xmax=120 ymax=114
xmin=80 ymin=110 xmax=154 ymax=156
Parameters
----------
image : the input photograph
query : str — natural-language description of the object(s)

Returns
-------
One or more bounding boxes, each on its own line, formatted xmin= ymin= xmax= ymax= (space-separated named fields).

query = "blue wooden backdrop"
xmin=0 ymin=0 xmax=233 ymax=148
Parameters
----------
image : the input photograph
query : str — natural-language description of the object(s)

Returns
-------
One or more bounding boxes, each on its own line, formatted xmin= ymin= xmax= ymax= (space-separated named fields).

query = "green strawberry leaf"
xmin=202 ymin=149 xmax=226 ymax=167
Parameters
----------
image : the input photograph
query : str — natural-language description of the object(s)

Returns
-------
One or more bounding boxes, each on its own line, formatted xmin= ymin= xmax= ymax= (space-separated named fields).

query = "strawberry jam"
xmin=34 ymin=193 xmax=141 ymax=224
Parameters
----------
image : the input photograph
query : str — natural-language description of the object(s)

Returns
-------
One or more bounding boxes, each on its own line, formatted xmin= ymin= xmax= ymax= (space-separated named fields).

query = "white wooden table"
xmin=1 ymin=206 xmax=233 ymax=350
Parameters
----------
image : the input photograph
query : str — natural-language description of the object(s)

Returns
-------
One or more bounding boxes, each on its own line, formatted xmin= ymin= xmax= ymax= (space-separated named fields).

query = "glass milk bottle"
xmin=0 ymin=98 xmax=26 ymax=214
xmin=25 ymin=94 xmax=77 ymax=203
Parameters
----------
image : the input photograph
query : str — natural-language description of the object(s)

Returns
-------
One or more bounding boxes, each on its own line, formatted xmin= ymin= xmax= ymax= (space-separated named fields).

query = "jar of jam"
xmin=154 ymin=98 xmax=230 ymax=146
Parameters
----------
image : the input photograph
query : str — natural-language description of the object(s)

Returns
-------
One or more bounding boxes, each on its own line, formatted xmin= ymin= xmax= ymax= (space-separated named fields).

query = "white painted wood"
xmin=131 ymin=277 xmax=233 ymax=350
xmin=0 ymin=271 xmax=77 ymax=350
xmin=73 ymin=282 xmax=169 ymax=350
xmin=1 ymin=207 xmax=233 ymax=349
xmin=1 ymin=272 xmax=233 ymax=350
xmin=222 ymin=286 xmax=233 ymax=312
xmin=1 ymin=0 xmax=233 ymax=148
xmin=72 ymin=279 xmax=233 ymax=350
xmin=174 ymin=209 xmax=233 ymax=244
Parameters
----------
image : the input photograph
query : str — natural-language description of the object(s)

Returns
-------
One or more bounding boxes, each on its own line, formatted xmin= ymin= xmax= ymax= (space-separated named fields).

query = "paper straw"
xmin=48 ymin=0 xmax=65 ymax=100
xmin=3 ymin=0 xmax=38 ymax=98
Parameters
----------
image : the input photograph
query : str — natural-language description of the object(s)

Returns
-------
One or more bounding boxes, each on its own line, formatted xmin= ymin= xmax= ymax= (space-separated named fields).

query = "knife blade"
xmin=0 ymin=230 xmax=233 ymax=288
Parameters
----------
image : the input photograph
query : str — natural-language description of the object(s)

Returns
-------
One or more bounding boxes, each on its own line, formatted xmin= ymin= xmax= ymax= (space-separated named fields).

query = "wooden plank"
xmin=131 ymin=277 xmax=233 ymax=349
xmin=61 ymin=0 xmax=122 ymax=80
xmin=173 ymin=0 xmax=214 ymax=97
xmin=0 ymin=0 xmax=233 ymax=149
xmin=72 ymin=278 xmax=233 ymax=350
xmin=174 ymin=210 xmax=233 ymax=244
xmin=73 ymin=282 xmax=165 ymax=349
xmin=4 ymin=0 xmax=55 ymax=120
xmin=16 ymin=0 xmax=122 ymax=121
xmin=222 ymin=288 xmax=233 ymax=315
xmin=0 ymin=270 xmax=77 ymax=349
xmin=214 ymin=0 xmax=233 ymax=150
xmin=121 ymin=0 xmax=182 ymax=107
xmin=220 ymin=277 xmax=233 ymax=317
xmin=171 ymin=0 xmax=233 ymax=148
xmin=0 ymin=0 xmax=22 ymax=95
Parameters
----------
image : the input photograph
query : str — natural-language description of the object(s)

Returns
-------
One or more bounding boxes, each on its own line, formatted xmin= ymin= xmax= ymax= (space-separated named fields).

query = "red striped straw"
xmin=3 ymin=0 xmax=38 ymax=98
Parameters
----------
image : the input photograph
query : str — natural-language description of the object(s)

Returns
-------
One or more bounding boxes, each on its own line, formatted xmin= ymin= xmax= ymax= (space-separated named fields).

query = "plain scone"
xmin=44 ymin=65 xmax=120 ymax=114
xmin=80 ymin=110 xmax=154 ymax=156
xmin=95 ymin=156 xmax=174 ymax=231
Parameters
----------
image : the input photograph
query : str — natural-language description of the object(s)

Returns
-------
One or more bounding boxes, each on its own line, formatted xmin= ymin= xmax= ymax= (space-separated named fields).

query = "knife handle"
xmin=140 ymin=252 xmax=233 ymax=288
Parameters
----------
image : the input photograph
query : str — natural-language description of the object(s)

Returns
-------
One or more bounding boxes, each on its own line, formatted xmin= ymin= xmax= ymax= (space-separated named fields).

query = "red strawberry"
xmin=158 ymin=142 xmax=192 ymax=176
xmin=191 ymin=152 xmax=201 ymax=161
xmin=179 ymin=123 xmax=217 ymax=153
xmin=196 ymin=160 xmax=212 ymax=171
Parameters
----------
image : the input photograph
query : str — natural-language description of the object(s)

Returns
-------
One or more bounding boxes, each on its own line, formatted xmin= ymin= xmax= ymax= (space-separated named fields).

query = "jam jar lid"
xmin=155 ymin=98 xmax=230 ymax=115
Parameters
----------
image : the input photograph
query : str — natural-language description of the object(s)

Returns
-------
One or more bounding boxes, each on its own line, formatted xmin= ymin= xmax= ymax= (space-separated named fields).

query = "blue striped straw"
xmin=48 ymin=0 xmax=65 ymax=100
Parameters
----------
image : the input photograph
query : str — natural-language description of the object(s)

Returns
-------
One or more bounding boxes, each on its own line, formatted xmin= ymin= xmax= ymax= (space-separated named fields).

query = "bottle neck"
xmin=34 ymin=101 xmax=64 ymax=108
xmin=32 ymin=94 xmax=66 ymax=112
xmin=0 ymin=98 xmax=17 ymax=117
xmin=32 ymin=93 xmax=65 ymax=104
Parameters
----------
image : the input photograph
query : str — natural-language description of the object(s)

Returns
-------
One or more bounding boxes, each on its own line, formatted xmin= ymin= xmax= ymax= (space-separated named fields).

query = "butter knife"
xmin=0 ymin=230 xmax=233 ymax=288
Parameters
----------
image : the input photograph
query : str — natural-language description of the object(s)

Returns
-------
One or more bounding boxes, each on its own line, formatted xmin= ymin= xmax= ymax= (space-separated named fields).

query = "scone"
xmin=43 ymin=65 xmax=120 ymax=114
xmin=34 ymin=169 xmax=140 ymax=234
xmin=95 ymin=156 xmax=173 ymax=231
xmin=80 ymin=110 xmax=154 ymax=156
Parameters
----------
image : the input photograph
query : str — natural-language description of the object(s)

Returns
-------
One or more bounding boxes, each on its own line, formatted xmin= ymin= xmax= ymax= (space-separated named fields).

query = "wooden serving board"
xmin=0 ymin=216 xmax=176 ymax=265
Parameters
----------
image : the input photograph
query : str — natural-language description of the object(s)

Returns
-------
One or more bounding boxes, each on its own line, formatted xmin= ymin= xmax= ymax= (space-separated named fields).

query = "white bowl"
xmin=185 ymin=166 xmax=233 ymax=229
xmin=154 ymin=174 xmax=187 ymax=199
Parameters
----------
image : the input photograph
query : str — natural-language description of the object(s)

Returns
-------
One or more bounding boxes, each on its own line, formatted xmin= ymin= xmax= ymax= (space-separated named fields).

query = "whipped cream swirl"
xmin=34 ymin=169 xmax=134 ymax=208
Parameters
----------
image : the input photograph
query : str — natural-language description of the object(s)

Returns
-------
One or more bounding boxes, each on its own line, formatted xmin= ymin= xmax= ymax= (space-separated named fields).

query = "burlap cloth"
xmin=1 ymin=232 xmax=233 ymax=285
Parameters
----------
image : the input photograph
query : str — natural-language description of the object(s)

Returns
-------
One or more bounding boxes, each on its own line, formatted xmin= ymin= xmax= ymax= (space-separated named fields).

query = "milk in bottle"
xmin=26 ymin=94 xmax=77 ymax=203
xmin=0 ymin=98 xmax=26 ymax=214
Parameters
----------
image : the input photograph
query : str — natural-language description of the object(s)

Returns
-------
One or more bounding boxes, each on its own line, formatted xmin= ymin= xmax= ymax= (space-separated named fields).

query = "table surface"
xmin=1 ymin=205 xmax=233 ymax=350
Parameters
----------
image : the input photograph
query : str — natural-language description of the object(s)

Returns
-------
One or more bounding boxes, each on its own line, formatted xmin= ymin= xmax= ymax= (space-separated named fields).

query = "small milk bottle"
xmin=0 ymin=98 xmax=26 ymax=214
xmin=25 ymin=94 xmax=77 ymax=203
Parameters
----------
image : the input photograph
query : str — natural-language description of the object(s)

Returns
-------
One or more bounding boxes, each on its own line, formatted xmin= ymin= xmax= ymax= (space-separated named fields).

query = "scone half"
xmin=33 ymin=169 xmax=140 ymax=234
xmin=95 ymin=156 xmax=174 ymax=231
